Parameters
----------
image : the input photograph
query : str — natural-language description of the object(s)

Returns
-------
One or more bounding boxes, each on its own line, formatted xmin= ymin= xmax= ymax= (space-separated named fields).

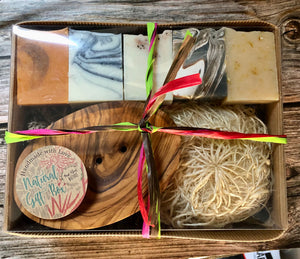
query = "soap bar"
xmin=16 ymin=27 xmax=69 ymax=105
xmin=224 ymin=28 xmax=279 ymax=103
xmin=69 ymin=29 xmax=123 ymax=102
xmin=172 ymin=28 xmax=227 ymax=100
xmin=123 ymin=30 xmax=173 ymax=101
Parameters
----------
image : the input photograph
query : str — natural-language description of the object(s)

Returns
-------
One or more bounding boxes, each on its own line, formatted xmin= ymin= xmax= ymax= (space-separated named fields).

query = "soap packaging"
xmin=4 ymin=21 xmax=287 ymax=242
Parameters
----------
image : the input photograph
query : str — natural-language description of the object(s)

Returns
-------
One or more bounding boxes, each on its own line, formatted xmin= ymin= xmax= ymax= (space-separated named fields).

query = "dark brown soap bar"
xmin=16 ymin=28 xmax=69 ymax=105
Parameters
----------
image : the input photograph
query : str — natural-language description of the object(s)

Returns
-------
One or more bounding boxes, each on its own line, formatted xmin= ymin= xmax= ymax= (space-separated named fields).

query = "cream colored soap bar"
xmin=123 ymin=31 xmax=173 ymax=101
xmin=224 ymin=28 xmax=279 ymax=103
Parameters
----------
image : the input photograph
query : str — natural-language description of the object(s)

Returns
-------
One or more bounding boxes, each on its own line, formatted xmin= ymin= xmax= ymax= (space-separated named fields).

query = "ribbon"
xmin=5 ymin=124 xmax=287 ymax=144
xmin=139 ymin=22 xmax=159 ymax=238
xmin=145 ymin=22 xmax=157 ymax=97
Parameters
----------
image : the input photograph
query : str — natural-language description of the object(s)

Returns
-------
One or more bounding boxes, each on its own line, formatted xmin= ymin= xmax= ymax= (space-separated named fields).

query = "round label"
xmin=15 ymin=145 xmax=88 ymax=220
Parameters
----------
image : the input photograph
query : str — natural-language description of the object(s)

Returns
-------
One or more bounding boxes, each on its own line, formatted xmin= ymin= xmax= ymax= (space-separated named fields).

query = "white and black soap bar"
xmin=172 ymin=28 xmax=227 ymax=100
xmin=69 ymin=29 xmax=123 ymax=102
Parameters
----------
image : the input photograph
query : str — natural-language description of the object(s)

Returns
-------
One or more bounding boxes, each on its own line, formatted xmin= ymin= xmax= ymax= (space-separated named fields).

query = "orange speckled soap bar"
xmin=16 ymin=28 xmax=69 ymax=105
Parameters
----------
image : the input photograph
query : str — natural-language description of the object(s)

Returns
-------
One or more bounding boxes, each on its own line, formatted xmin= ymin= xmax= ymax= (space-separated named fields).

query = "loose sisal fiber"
xmin=161 ymin=102 xmax=272 ymax=228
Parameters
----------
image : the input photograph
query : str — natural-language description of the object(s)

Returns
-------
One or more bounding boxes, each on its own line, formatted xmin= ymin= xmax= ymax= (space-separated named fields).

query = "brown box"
xmin=3 ymin=21 xmax=287 ymax=241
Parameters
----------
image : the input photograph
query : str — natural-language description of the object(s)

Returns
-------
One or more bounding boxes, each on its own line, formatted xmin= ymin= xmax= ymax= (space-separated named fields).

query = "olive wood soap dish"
xmin=14 ymin=102 xmax=181 ymax=230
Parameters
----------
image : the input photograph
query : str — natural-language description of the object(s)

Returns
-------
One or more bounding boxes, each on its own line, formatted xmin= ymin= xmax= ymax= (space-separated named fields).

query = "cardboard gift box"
xmin=3 ymin=21 xmax=287 ymax=241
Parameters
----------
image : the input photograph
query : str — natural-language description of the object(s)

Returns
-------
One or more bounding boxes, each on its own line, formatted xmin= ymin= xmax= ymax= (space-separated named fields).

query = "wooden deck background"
xmin=0 ymin=0 xmax=300 ymax=258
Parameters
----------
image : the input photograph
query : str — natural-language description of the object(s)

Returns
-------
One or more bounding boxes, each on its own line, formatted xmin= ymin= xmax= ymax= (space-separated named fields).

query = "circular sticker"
xmin=15 ymin=145 xmax=88 ymax=220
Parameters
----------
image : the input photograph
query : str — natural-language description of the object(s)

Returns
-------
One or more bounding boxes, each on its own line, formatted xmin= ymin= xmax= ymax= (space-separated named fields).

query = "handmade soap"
xmin=224 ymin=28 xmax=278 ymax=103
xmin=16 ymin=27 xmax=69 ymax=105
xmin=123 ymin=30 xmax=173 ymax=101
xmin=172 ymin=28 xmax=227 ymax=100
xmin=69 ymin=29 xmax=123 ymax=102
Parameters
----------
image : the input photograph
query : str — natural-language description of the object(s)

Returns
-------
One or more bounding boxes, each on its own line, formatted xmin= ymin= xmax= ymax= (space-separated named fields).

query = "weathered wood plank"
xmin=0 ymin=0 xmax=298 ymax=27
xmin=281 ymin=47 xmax=300 ymax=103
xmin=0 ymin=58 xmax=10 ymax=124
xmin=0 ymin=134 xmax=6 ymax=205
xmin=0 ymin=0 xmax=251 ymax=25
xmin=0 ymin=30 xmax=11 ymax=58
xmin=283 ymin=105 xmax=300 ymax=169
xmin=0 ymin=0 xmax=300 ymax=258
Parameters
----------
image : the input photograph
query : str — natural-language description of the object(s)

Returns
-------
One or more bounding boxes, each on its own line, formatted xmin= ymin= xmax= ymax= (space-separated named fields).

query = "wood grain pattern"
xmin=0 ymin=0 xmax=300 ymax=258
xmin=13 ymin=102 xmax=181 ymax=229
xmin=0 ymin=59 xmax=10 ymax=124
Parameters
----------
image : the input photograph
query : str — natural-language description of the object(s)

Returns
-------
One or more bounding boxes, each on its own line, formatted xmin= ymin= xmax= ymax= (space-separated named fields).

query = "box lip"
xmin=3 ymin=229 xmax=286 ymax=242
xmin=15 ymin=19 xmax=277 ymax=28
xmin=3 ymin=30 xmax=17 ymax=232
xmin=3 ymin=20 xmax=288 ymax=240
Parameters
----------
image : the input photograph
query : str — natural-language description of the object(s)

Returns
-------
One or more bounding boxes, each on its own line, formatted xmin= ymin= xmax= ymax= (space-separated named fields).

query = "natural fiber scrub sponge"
xmin=161 ymin=103 xmax=272 ymax=228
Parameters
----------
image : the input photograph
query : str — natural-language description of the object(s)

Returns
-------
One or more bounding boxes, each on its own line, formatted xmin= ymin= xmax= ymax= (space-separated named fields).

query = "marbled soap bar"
xmin=16 ymin=28 xmax=69 ymax=105
xmin=69 ymin=29 xmax=123 ymax=102
xmin=223 ymin=28 xmax=278 ymax=104
xmin=172 ymin=28 xmax=227 ymax=100
xmin=123 ymin=30 xmax=173 ymax=101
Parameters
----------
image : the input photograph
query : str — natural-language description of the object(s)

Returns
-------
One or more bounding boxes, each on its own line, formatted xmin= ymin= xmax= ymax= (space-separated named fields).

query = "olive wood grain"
xmin=13 ymin=102 xmax=181 ymax=230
